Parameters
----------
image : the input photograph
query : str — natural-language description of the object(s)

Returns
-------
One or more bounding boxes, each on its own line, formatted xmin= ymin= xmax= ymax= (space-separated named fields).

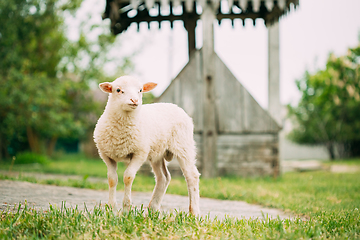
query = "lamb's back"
xmin=140 ymin=103 xmax=193 ymax=134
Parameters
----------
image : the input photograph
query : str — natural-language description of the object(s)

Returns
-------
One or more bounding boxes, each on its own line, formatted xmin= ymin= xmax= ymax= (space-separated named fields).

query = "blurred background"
xmin=1 ymin=2 xmax=359 ymax=237
xmin=0 ymin=0 xmax=154 ymax=163
xmin=0 ymin=0 xmax=359 ymax=167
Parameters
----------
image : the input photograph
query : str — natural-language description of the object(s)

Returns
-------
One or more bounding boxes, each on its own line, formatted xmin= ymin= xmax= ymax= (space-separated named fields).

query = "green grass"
xmin=1 ymin=203 xmax=336 ymax=240
xmin=0 ymin=153 xmax=114 ymax=178
xmin=323 ymin=158 xmax=360 ymax=165
xmin=1 ymin=154 xmax=360 ymax=239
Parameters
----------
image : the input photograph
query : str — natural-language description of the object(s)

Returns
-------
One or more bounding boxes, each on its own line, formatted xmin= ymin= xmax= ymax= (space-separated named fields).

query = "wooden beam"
xmin=114 ymin=12 xmax=262 ymax=27
xmin=267 ymin=21 xmax=281 ymax=126
xmin=184 ymin=19 xmax=196 ymax=57
xmin=183 ymin=2 xmax=197 ymax=57
xmin=267 ymin=20 xmax=280 ymax=178
xmin=201 ymin=3 xmax=217 ymax=178
xmin=111 ymin=10 xmax=267 ymax=34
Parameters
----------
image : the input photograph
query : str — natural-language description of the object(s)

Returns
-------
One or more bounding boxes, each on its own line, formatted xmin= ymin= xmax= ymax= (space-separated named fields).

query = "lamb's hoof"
xmin=148 ymin=203 xmax=161 ymax=212
xmin=191 ymin=210 xmax=200 ymax=217
xmin=147 ymin=205 xmax=161 ymax=215
xmin=189 ymin=206 xmax=200 ymax=217
xmin=121 ymin=204 xmax=131 ymax=215
xmin=108 ymin=202 xmax=118 ymax=212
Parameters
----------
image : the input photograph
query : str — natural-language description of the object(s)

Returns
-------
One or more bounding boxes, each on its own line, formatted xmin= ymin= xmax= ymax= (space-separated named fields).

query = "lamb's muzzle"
xmin=93 ymin=75 xmax=200 ymax=215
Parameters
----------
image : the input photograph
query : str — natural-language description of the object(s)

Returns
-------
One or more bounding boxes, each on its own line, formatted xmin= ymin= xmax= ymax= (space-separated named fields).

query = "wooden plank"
xmin=214 ymin=55 xmax=243 ymax=133
xmin=239 ymin=0 xmax=247 ymax=10
xmin=216 ymin=134 xmax=279 ymax=177
xmin=158 ymin=50 xmax=281 ymax=135
xmin=265 ymin=0 xmax=274 ymax=11
xmin=130 ymin=0 xmax=139 ymax=10
xmin=227 ymin=0 xmax=234 ymax=11
xmin=217 ymin=134 xmax=277 ymax=145
xmin=161 ymin=0 xmax=169 ymax=8
xmin=156 ymin=51 xmax=203 ymax=132
xmin=243 ymin=89 xmax=278 ymax=132
xmin=185 ymin=0 xmax=194 ymax=12
xmin=214 ymin=54 xmax=280 ymax=134
xmin=178 ymin=51 xmax=203 ymax=131
xmin=252 ymin=0 xmax=261 ymax=12
xmin=156 ymin=79 xmax=176 ymax=103
xmin=278 ymin=0 xmax=286 ymax=10
xmin=141 ymin=133 xmax=279 ymax=178
xmin=118 ymin=0 xmax=299 ymax=10
xmin=145 ymin=0 xmax=155 ymax=10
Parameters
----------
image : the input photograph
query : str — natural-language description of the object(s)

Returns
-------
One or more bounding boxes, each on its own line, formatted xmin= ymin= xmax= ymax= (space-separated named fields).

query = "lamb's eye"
xmin=140 ymin=89 xmax=142 ymax=92
xmin=117 ymin=89 xmax=121 ymax=93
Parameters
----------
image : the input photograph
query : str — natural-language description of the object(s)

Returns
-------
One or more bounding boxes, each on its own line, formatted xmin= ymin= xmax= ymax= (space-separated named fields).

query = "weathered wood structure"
xmin=103 ymin=0 xmax=298 ymax=177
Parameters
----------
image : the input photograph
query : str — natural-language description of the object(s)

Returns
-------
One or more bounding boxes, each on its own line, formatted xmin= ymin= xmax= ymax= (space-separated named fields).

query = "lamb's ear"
xmin=143 ymin=82 xmax=157 ymax=92
xmin=99 ymin=82 xmax=113 ymax=93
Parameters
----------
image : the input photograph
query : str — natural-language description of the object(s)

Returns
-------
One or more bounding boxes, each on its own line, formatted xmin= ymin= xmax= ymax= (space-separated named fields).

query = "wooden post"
xmin=183 ymin=1 xmax=197 ymax=58
xmin=268 ymin=21 xmax=280 ymax=178
xmin=184 ymin=19 xmax=196 ymax=57
xmin=268 ymin=21 xmax=281 ymax=126
xmin=201 ymin=3 xmax=217 ymax=178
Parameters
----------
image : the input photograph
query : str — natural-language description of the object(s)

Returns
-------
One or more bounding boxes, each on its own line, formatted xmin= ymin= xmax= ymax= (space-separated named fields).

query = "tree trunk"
xmin=0 ymin=134 xmax=3 ymax=161
xmin=27 ymin=126 xmax=41 ymax=153
xmin=47 ymin=136 xmax=58 ymax=157
xmin=326 ymin=142 xmax=335 ymax=160
xmin=0 ymin=132 xmax=8 ymax=160
xmin=349 ymin=140 xmax=360 ymax=157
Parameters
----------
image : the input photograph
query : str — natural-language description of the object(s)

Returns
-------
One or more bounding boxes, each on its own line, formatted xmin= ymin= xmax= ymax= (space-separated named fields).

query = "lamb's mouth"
xmin=128 ymin=104 xmax=138 ymax=107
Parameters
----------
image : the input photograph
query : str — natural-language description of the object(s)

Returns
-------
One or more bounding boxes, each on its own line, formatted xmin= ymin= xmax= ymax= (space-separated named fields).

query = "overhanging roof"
xmin=103 ymin=0 xmax=299 ymax=34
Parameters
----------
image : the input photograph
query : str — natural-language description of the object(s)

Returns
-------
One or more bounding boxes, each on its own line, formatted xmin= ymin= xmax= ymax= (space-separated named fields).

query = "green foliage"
xmin=288 ymin=44 xmax=360 ymax=159
xmin=14 ymin=152 xmax=50 ymax=165
xmin=0 ymin=0 xmax=132 ymax=158
xmin=0 ymin=0 xmax=67 ymax=76
xmin=142 ymin=92 xmax=156 ymax=104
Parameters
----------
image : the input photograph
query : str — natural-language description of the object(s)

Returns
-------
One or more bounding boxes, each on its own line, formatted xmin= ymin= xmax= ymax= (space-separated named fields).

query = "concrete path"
xmin=0 ymin=180 xmax=292 ymax=220
xmin=281 ymin=160 xmax=360 ymax=173
xmin=2 ymin=160 xmax=357 ymax=220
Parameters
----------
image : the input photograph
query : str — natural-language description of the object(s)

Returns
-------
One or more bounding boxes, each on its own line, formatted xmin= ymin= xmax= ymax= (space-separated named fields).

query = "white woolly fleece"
xmin=93 ymin=75 xmax=200 ymax=215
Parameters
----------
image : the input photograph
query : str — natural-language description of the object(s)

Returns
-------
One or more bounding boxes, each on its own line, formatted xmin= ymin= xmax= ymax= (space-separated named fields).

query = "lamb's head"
xmin=99 ymin=76 xmax=157 ymax=112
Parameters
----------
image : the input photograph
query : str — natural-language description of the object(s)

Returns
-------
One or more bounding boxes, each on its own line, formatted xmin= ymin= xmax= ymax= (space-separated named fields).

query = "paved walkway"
xmin=2 ymin=160 xmax=358 ymax=220
xmin=0 ymin=180 xmax=292 ymax=220
xmin=281 ymin=160 xmax=360 ymax=173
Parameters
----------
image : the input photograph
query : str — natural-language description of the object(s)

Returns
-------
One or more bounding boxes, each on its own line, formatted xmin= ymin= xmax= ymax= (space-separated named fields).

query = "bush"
xmin=14 ymin=152 xmax=50 ymax=165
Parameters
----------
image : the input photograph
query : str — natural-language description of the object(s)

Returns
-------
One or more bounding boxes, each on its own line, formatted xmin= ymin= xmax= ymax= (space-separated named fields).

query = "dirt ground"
xmin=0 ymin=180 xmax=293 ymax=220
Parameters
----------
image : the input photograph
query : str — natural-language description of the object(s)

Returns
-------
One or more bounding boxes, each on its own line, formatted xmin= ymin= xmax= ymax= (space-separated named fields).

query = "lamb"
xmin=93 ymin=75 xmax=200 ymax=215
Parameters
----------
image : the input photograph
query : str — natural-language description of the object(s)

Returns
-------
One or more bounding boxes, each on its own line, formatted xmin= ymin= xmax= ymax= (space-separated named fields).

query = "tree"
xmin=287 ymin=44 xmax=360 ymax=159
xmin=0 ymin=0 xmax=132 ymax=159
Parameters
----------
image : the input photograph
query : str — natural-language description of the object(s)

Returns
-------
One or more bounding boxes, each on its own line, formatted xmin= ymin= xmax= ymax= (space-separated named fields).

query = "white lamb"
xmin=93 ymin=75 xmax=200 ymax=215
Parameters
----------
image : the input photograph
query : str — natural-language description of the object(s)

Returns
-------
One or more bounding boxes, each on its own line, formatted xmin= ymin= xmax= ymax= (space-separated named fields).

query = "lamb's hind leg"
xmin=177 ymin=154 xmax=200 ymax=216
xmin=100 ymin=152 xmax=118 ymax=211
xmin=149 ymin=158 xmax=171 ymax=211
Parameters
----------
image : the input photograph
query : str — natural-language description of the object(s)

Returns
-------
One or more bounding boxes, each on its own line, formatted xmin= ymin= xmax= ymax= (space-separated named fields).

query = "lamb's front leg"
xmin=122 ymin=155 xmax=146 ymax=213
xmin=100 ymin=153 xmax=118 ymax=211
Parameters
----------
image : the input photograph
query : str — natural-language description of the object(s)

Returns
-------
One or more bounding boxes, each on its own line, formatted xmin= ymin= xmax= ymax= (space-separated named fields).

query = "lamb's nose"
xmin=130 ymin=99 xmax=138 ymax=104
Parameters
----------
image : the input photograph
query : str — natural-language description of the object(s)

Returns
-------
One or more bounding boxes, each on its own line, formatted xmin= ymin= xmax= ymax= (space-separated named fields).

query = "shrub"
xmin=14 ymin=152 xmax=50 ymax=165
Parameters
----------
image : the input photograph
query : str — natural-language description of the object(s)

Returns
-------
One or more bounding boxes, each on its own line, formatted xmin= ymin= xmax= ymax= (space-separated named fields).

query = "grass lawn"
xmin=1 ymin=154 xmax=359 ymax=239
